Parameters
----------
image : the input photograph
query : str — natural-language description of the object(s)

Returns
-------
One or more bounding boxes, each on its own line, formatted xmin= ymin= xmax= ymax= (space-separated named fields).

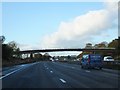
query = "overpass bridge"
xmin=19 ymin=48 xmax=116 ymax=59
xmin=19 ymin=48 xmax=116 ymax=54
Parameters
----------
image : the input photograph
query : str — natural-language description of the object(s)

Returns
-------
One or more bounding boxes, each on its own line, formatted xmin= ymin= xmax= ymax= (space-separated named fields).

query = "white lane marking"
xmin=59 ymin=78 xmax=66 ymax=83
xmin=72 ymin=67 xmax=75 ymax=69
xmin=21 ymin=65 xmax=25 ymax=66
xmin=50 ymin=71 xmax=53 ymax=73
xmin=44 ymin=64 xmax=46 ymax=67
xmin=0 ymin=68 xmax=22 ymax=79
xmin=47 ymin=68 xmax=49 ymax=69
xmin=85 ymin=70 xmax=90 ymax=72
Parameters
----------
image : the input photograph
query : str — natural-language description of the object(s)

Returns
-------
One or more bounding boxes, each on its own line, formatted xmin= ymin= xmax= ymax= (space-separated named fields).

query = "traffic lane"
xmin=44 ymin=63 xmax=90 ymax=88
xmin=49 ymin=62 xmax=118 ymax=88
xmin=102 ymin=68 xmax=119 ymax=74
xmin=43 ymin=62 xmax=73 ymax=88
xmin=53 ymin=62 xmax=119 ymax=78
xmin=2 ymin=62 xmax=71 ymax=88
xmin=52 ymin=62 xmax=118 ymax=86
xmin=3 ymin=61 xmax=88 ymax=88
xmin=47 ymin=62 xmax=110 ymax=88
xmin=46 ymin=62 xmax=118 ymax=88
xmin=54 ymin=61 xmax=119 ymax=75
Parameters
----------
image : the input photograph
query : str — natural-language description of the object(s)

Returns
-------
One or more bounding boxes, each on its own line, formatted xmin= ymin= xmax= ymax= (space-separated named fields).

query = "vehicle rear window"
xmin=90 ymin=55 xmax=101 ymax=60
xmin=106 ymin=56 xmax=113 ymax=59
xmin=83 ymin=55 xmax=89 ymax=59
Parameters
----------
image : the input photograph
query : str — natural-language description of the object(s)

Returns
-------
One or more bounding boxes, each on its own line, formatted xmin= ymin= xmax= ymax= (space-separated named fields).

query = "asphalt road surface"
xmin=1 ymin=61 xmax=119 ymax=88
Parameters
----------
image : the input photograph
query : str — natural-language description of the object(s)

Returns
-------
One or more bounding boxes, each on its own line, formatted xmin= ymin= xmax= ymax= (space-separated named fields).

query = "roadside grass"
xmin=2 ymin=59 xmax=50 ymax=68
xmin=2 ymin=59 xmax=37 ymax=67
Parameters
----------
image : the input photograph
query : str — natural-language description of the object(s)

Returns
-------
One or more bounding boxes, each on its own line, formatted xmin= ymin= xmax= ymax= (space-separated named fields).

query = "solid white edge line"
xmin=0 ymin=62 xmax=38 ymax=80
xmin=0 ymin=68 xmax=23 ymax=79
xmin=59 ymin=78 xmax=66 ymax=83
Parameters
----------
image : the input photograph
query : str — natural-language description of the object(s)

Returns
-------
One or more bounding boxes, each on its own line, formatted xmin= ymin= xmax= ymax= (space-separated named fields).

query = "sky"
xmin=2 ymin=0 xmax=118 ymax=56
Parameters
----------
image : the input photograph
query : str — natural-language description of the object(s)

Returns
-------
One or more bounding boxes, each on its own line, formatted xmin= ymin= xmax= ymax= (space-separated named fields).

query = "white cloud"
xmin=18 ymin=43 xmax=40 ymax=51
xmin=41 ymin=1 xmax=118 ymax=49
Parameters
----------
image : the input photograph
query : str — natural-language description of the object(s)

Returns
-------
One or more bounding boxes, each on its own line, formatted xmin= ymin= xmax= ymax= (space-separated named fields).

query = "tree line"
xmin=78 ymin=37 xmax=120 ymax=60
xmin=1 ymin=36 xmax=20 ymax=61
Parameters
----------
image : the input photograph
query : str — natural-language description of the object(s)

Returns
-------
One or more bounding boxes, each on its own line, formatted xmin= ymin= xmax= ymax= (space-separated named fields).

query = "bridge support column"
xmin=30 ymin=53 xmax=33 ymax=59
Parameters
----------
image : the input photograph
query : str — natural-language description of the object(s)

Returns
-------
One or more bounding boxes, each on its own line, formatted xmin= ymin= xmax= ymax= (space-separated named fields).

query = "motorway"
xmin=1 ymin=61 xmax=119 ymax=88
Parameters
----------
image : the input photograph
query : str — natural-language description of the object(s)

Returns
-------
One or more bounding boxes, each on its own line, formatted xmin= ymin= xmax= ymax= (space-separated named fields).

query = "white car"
xmin=103 ymin=56 xmax=114 ymax=61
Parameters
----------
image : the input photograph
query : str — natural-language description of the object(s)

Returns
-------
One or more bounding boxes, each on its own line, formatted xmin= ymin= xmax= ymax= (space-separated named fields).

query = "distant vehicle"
xmin=81 ymin=54 xmax=102 ymax=69
xmin=103 ymin=56 xmax=114 ymax=62
xmin=50 ymin=58 xmax=54 ymax=61
xmin=55 ymin=58 xmax=59 ymax=61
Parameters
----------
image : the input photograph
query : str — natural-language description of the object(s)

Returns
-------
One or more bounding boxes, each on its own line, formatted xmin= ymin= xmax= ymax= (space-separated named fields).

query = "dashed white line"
xmin=59 ymin=78 xmax=66 ymax=83
xmin=50 ymin=71 xmax=53 ymax=73
xmin=46 ymin=68 xmax=49 ymax=69
xmin=85 ymin=70 xmax=90 ymax=72
xmin=44 ymin=64 xmax=46 ymax=67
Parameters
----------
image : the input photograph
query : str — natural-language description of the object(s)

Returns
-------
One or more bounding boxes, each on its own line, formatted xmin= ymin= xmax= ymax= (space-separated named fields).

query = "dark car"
xmin=81 ymin=54 xmax=102 ymax=69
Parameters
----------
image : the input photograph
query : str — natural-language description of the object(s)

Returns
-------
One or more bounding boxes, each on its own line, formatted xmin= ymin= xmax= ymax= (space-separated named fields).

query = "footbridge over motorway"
xmin=19 ymin=48 xmax=116 ymax=53
xmin=19 ymin=48 xmax=117 ymax=59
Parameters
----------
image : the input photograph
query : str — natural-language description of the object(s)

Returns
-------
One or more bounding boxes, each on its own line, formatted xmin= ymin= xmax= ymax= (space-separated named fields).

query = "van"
xmin=81 ymin=54 xmax=102 ymax=69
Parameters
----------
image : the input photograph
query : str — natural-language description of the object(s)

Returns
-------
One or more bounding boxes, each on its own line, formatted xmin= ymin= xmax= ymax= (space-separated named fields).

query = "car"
xmin=103 ymin=56 xmax=114 ymax=62
xmin=81 ymin=54 xmax=102 ymax=69
xmin=50 ymin=58 xmax=54 ymax=61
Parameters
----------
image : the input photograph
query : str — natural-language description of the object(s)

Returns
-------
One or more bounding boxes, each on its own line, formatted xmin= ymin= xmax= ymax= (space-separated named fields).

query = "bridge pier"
xmin=30 ymin=53 xmax=33 ymax=59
